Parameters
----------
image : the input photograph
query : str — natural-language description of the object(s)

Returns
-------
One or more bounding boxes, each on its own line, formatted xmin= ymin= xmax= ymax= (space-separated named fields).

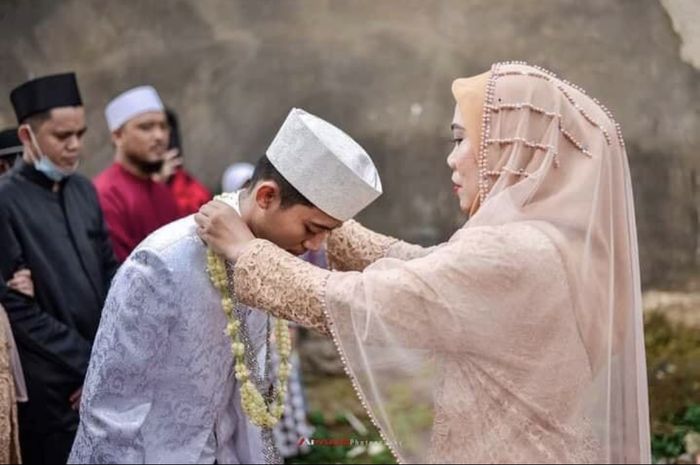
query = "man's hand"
xmin=7 ymin=268 xmax=34 ymax=297
xmin=195 ymin=200 xmax=255 ymax=261
xmin=69 ymin=387 xmax=82 ymax=411
xmin=152 ymin=148 xmax=182 ymax=183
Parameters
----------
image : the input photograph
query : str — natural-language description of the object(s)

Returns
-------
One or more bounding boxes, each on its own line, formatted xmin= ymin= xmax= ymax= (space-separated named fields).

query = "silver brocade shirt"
xmin=68 ymin=195 xmax=276 ymax=463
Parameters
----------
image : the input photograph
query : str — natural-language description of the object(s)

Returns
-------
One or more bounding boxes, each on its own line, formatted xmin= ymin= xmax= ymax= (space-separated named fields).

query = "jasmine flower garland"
xmin=206 ymin=194 xmax=292 ymax=428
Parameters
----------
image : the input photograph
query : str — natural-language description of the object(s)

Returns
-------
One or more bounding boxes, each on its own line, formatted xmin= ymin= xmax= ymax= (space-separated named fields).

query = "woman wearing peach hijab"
xmin=195 ymin=62 xmax=650 ymax=463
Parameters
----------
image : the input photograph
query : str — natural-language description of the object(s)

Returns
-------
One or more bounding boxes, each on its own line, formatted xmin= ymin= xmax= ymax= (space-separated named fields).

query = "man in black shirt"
xmin=0 ymin=73 xmax=118 ymax=463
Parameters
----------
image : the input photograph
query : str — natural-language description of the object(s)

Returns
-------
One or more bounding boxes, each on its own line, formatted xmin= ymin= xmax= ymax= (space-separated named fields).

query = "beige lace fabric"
xmin=233 ymin=222 xmax=599 ymax=463
xmin=326 ymin=219 xmax=397 ymax=271
xmin=326 ymin=219 xmax=433 ymax=271
xmin=0 ymin=306 xmax=21 ymax=464
xmin=234 ymin=240 xmax=332 ymax=337
xmin=386 ymin=240 xmax=434 ymax=261
xmin=327 ymin=222 xmax=601 ymax=463
xmin=233 ymin=223 xmax=434 ymax=337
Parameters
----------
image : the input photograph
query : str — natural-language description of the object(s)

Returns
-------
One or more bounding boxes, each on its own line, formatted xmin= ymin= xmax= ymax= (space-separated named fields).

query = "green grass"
xmin=286 ymin=409 xmax=396 ymax=464
xmin=286 ymin=373 xmax=396 ymax=464
xmin=645 ymin=312 xmax=700 ymax=462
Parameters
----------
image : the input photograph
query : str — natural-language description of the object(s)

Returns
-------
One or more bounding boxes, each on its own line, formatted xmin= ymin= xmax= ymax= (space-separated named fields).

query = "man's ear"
xmin=17 ymin=125 xmax=32 ymax=146
xmin=254 ymin=181 xmax=281 ymax=210
xmin=111 ymin=128 xmax=123 ymax=148
xmin=17 ymin=125 xmax=36 ymax=161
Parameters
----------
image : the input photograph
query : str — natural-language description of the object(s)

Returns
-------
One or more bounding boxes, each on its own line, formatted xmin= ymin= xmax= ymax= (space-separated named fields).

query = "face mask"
xmin=27 ymin=127 xmax=76 ymax=182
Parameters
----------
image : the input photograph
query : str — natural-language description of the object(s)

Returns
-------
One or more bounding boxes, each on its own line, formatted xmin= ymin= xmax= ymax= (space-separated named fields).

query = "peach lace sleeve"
xmin=326 ymin=220 xmax=432 ymax=271
xmin=232 ymin=239 xmax=332 ymax=336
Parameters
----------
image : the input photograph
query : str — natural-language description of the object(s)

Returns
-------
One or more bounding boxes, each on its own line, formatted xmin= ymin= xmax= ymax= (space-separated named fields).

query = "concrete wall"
xmin=1 ymin=0 xmax=697 ymax=286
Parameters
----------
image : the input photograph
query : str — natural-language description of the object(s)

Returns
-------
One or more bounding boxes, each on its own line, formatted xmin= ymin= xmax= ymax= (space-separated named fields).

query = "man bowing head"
xmin=69 ymin=108 xmax=381 ymax=464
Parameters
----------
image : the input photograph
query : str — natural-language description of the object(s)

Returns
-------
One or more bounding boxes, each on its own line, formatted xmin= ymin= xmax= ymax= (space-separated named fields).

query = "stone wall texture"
xmin=1 ymin=0 xmax=698 ymax=287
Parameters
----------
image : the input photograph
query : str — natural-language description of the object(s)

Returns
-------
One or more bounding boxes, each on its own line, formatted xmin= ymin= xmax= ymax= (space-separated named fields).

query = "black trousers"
xmin=19 ymin=426 xmax=76 ymax=464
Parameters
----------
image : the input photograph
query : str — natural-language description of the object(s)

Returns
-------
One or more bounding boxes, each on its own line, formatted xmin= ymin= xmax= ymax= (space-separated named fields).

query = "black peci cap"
xmin=10 ymin=72 xmax=82 ymax=123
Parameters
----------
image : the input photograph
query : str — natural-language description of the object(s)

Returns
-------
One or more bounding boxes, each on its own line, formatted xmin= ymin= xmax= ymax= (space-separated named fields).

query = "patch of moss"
xmin=645 ymin=312 xmax=700 ymax=462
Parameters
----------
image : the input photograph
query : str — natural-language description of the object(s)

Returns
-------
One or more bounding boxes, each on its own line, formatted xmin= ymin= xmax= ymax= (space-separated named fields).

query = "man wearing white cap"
xmin=68 ymin=108 xmax=381 ymax=464
xmin=221 ymin=161 xmax=255 ymax=193
xmin=94 ymin=86 xmax=181 ymax=262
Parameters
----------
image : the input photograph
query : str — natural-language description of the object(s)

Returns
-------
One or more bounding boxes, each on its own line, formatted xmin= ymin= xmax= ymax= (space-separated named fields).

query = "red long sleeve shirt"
xmin=94 ymin=163 xmax=181 ymax=262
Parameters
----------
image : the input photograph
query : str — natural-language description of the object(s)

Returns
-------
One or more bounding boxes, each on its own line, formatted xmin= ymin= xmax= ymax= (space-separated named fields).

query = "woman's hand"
xmin=195 ymin=200 xmax=255 ymax=261
xmin=8 ymin=268 xmax=34 ymax=298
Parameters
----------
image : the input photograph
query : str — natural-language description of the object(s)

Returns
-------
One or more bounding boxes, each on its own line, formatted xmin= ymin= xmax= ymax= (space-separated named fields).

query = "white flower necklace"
xmin=206 ymin=193 xmax=292 ymax=428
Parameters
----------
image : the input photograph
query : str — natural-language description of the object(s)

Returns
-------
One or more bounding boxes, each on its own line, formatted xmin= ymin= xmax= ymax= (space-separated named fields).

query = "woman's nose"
xmin=447 ymin=148 xmax=457 ymax=170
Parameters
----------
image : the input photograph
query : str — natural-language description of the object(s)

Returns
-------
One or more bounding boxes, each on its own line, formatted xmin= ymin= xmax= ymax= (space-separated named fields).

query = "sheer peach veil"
xmin=323 ymin=62 xmax=650 ymax=463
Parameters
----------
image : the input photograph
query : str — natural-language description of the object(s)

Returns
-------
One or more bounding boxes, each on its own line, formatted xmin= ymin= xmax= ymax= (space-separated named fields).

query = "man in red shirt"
xmin=94 ymin=86 xmax=180 ymax=262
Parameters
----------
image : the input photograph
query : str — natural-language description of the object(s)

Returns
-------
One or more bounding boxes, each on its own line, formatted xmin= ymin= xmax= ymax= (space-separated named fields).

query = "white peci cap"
xmin=266 ymin=108 xmax=382 ymax=221
xmin=105 ymin=85 xmax=165 ymax=131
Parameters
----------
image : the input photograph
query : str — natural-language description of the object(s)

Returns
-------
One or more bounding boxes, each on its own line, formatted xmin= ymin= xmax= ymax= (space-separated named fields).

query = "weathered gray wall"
xmin=0 ymin=0 xmax=697 ymax=287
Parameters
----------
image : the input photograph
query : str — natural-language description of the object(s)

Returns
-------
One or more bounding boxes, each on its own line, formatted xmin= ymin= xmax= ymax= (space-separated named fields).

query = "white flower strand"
xmin=206 ymin=197 xmax=292 ymax=429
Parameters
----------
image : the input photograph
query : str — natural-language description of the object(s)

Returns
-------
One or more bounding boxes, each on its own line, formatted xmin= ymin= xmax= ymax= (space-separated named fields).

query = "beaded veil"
xmin=321 ymin=63 xmax=650 ymax=463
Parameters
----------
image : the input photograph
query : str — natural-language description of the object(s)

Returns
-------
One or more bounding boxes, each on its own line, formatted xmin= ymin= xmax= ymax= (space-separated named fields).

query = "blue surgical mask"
xmin=34 ymin=155 xmax=70 ymax=182
xmin=27 ymin=127 xmax=75 ymax=182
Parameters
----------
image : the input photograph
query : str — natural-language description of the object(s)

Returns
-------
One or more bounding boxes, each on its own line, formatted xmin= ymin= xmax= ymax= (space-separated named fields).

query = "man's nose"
xmin=154 ymin=126 xmax=168 ymax=143
xmin=303 ymin=232 xmax=327 ymax=252
xmin=66 ymin=134 xmax=82 ymax=152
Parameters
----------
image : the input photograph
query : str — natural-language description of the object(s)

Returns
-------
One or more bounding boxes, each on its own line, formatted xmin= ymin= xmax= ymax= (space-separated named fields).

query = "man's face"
xmin=113 ymin=111 xmax=169 ymax=164
xmin=24 ymin=106 xmax=87 ymax=172
xmin=249 ymin=183 xmax=343 ymax=255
